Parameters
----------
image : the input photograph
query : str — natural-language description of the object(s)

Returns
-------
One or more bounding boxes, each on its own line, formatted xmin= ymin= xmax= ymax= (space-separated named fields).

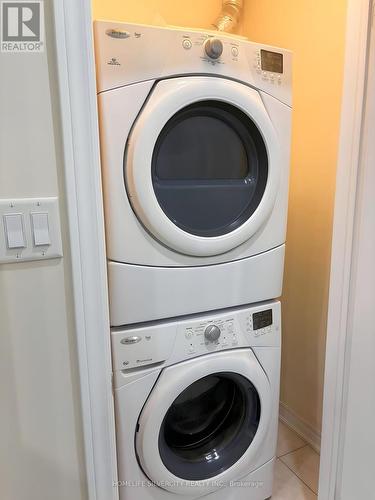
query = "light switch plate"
xmin=0 ymin=197 xmax=63 ymax=263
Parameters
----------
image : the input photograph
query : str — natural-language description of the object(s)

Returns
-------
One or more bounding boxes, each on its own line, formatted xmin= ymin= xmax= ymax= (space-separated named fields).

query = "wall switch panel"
xmin=0 ymin=198 xmax=63 ymax=264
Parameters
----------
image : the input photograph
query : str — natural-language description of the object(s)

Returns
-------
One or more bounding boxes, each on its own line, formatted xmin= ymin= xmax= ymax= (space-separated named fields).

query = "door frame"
xmin=318 ymin=0 xmax=373 ymax=499
xmin=52 ymin=1 xmax=373 ymax=499
xmin=52 ymin=1 xmax=118 ymax=500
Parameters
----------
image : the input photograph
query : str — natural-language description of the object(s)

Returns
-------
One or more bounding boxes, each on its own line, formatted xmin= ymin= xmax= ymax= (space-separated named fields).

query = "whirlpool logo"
xmin=1 ymin=1 xmax=44 ymax=52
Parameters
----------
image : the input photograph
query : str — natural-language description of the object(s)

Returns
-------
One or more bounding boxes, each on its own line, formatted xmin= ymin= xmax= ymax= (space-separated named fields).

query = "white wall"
xmin=0 ymin=2 xmax=87 ymax=499
xmin=337 ymin=19 xmax=375 ymax=499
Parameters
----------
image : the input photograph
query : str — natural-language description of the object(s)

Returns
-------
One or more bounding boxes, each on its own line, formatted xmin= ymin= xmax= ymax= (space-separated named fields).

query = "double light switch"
xmin=0 ymin=198 xmax=63 ymax=263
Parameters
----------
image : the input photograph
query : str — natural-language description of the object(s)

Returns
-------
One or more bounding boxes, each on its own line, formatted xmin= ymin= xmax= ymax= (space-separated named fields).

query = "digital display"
xmin=261 ymin=50 xmax=283 ymax=74
xmin=253 ymin=309 xmax=273 ymax=330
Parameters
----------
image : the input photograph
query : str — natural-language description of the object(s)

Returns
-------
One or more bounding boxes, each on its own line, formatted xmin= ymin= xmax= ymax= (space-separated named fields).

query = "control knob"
xmin=204 ymin=38 xmax=223 ymax=59
xmin=204 ymin=324 xmax=221 ymax=342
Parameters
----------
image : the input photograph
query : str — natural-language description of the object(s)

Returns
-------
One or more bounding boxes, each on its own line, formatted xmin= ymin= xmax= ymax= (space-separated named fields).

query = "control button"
xmin=185 ymin=330 xmax=193 ymax=339
xmin=231 ymin=46 xmax=239 ymax=57
xmin=120 ymin=336 xmax=142 ymax=345
xmin=204 ymin=324 xmax=221 ymax=342
xmin=204 ymin=38 xmax=223 ymax=59
xmin=182 ymin=39 xmax=192 ymax=50
xmin=188 ymin=346 xmax=195 ymax=354
xmin=31 ymin=212 xmax=51 ymax=246
xmin=3 ymin=213 xmax=25 ymax=249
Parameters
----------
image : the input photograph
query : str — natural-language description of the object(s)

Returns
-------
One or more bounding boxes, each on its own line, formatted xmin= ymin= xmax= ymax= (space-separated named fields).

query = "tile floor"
xmin=272 ymin=421 xmax=320 ymax=499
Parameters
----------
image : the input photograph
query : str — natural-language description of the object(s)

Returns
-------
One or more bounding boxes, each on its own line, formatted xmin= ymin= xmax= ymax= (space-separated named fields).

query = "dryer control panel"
xmin=94 ymin=21 xmax=292 ymax=106
xmin=111 ymin=301 xmax=281 ymax=372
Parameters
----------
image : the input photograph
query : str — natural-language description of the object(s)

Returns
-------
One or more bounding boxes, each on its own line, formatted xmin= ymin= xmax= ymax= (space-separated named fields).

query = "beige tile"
xmin=280 ymin=445 xmax=320 ymax=494
xmin=277 ymin=421 xmax=306 ymax=457
xmin=271 ymin=459 xmax=316 ymax=499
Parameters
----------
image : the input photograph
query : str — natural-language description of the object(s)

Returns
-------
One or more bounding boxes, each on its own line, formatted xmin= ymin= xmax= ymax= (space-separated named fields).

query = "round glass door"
xmin=125 ymin=77 xmax=280 ymax=257
xmin=151 ymin=101 xmax=268 ymax=237
xmin=158 ymin=372 xmax=261 ymax=480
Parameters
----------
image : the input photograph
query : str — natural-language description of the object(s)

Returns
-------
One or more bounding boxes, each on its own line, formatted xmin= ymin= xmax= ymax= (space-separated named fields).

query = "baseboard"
xmin=279 ymin=401 xmax=321 ymax=453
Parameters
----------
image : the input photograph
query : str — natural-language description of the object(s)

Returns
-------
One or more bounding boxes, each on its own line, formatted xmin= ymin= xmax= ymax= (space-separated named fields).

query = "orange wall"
xmin=242 ymin=1 xmax=347 ymax=434
xmin=92 ymin=0 xmax=222 ymax=30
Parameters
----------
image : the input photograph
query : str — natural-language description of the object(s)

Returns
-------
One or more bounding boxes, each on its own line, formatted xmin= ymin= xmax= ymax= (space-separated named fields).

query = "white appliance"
xmin=94 ymin=22 xmax=292 ymax=326
xmin=112 ymin=301 xmax=281 ymax=500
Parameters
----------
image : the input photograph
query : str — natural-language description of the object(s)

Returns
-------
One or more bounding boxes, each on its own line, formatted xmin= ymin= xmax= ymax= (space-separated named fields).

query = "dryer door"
xmin=136 ymin=348 xmax=271 ymax=495
xmin=125 ymin=76 xmax=280 ymax=257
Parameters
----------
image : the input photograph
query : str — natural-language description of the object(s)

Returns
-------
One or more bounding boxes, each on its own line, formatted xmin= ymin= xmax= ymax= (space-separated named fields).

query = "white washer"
xmin=94 ymin=22 xmax=292 ymax=326
xmin=112 ymin=301 xmax=281 ymax=500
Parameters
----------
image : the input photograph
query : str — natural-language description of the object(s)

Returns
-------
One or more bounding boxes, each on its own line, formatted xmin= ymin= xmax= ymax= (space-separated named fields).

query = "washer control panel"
xmin=181 ymin=316 xmax=238 ymax=356
xmin=111 ymin=301 xmax=281 ymax=372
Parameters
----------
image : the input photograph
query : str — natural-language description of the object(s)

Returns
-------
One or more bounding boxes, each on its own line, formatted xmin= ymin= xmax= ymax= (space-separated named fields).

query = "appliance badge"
xmin=105 ymin=29 xmax=131 ymax=39
xmin=107 ymin=57 xmax=121 ymax=66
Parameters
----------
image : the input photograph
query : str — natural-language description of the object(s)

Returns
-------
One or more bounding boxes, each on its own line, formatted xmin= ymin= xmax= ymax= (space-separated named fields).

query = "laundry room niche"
xmin=92 ymin=0 xmax=348 ymax=493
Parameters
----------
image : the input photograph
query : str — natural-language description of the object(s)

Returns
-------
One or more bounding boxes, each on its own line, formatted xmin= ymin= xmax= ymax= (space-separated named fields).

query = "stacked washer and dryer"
xmin=94 ymin=20 xmax=292 ymax=500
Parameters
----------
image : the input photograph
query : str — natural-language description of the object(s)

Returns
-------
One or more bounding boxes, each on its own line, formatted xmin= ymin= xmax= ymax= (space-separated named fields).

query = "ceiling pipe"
xmin=212 ymin=0 xmax=244 ymax=33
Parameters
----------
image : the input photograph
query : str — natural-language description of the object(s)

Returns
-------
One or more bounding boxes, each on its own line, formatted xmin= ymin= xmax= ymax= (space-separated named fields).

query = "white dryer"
xmin=94 ymin=22 xmax=292 ymax=326
xmin=111 ymin=301 xmax=281 ymax=500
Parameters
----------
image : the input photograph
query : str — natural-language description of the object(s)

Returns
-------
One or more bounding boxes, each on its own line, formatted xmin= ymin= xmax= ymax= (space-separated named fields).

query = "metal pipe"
xmin=212 ymin=0 xmax=244 ymax=33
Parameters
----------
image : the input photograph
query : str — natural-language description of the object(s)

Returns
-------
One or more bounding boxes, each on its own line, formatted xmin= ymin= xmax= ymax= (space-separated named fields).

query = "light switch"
xmin=31 ymin=212 xmax=51 ymax=246
xmin=0 ymin=198 xmax=62 ymax=263
xmin=3 ymin=213 xmax=26 ymax=249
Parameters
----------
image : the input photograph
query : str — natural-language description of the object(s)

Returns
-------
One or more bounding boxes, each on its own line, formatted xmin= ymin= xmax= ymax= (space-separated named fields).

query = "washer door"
xmin=125 ymin=76 xmax=280 ymax=257
xmin=136 ymin=349 xmax=271 ymax=495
